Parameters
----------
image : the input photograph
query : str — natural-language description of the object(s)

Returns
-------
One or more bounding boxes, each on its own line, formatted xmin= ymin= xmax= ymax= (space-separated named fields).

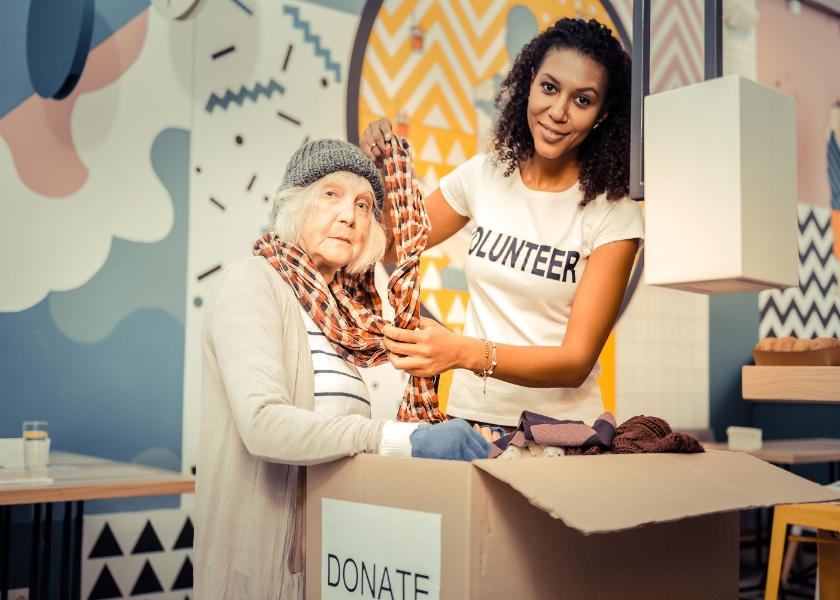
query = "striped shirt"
xmin=300 ymin=307 xmax=371 ymax=418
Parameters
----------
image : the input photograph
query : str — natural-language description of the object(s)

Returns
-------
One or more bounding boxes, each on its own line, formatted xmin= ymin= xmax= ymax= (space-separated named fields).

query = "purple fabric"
xmin=489 ymin=411 xmax=617 ymax=458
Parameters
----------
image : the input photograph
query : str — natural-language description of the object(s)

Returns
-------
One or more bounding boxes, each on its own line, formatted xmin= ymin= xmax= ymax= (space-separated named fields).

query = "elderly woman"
xmin=193 ymin=139 xmax=489 ymax=599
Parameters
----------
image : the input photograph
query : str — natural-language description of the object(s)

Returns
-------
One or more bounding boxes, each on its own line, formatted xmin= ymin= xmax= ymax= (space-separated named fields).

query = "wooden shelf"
xmin=742 ymin=366 xmax=840 ymax=403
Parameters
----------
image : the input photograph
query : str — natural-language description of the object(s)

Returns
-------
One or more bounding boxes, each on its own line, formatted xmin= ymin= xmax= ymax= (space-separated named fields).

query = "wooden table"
xmin=705 ymin=438 xmax=840 ymax=478
xmin=0 ymin=451 xmax=194 ymax=600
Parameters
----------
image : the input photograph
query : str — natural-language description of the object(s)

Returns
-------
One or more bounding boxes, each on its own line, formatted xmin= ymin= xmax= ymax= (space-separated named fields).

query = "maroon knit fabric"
xmin=612 ymin=415 xmax=704 ymax=454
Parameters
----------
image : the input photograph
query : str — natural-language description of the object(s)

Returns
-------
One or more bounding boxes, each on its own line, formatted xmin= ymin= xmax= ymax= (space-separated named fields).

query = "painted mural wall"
xmin=756 ymin=0 xmax=840 ymax=342
xmin=1 ymin=1 xmax=190 ymax=488
xmin=749 ymin=0 xmax=840 ymax=468
xmin=1 ymin=1 xmax=196 ymax=593
xmin=0 ymin=2 xmax=670 ymax=593
xmin=6 ymin=0 xmax=838 ymax=595
xmin=708 ymin=0 xmax=840 ymax=443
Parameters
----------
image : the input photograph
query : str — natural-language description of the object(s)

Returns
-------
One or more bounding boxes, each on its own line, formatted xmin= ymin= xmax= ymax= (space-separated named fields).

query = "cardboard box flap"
xmin=474 ymin=450 xmax=840 ymax=535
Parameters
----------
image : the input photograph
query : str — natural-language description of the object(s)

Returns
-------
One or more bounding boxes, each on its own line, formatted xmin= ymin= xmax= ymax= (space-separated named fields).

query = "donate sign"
xmin=322 ymin=498 xmax=442 ymax=599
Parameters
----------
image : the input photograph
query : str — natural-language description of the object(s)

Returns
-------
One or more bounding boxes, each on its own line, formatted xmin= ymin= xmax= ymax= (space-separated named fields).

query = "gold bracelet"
xmin=487 ymin=341 xmax=497 ymax=378
xmin=477 ymin=338 xmax=495 ymax=397
xmin=475 ymin=338 xmax=490 ymax=377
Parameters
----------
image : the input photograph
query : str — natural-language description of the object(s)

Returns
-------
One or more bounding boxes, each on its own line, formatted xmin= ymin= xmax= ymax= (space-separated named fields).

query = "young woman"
xmin=362 ymin=18 xmax=642 ymax=438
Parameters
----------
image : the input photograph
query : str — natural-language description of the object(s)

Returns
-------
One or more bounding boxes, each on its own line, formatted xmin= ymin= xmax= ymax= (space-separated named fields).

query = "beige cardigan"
xmin=194 ymin=257 xmax=386 ymax=599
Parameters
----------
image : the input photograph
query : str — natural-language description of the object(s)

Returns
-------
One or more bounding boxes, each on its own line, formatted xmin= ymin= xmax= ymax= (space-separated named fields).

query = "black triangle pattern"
xmin=89 ymin=523 xmax=123 ymax=559
xmin=172 ymin=556 xmax=193 ymax=590
xmin=132 ymin=520 xmax=164 ymax=554
xmin=173 ymin=517 xmax=194 ymax=550
xmin=88 ymin=565 xmax=122 ymax=600
xmin=131 ymin=560 xmax=164 ymax=595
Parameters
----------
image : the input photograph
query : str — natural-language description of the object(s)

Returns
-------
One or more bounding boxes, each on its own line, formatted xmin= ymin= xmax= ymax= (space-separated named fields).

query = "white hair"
xmin=272 ymin=171 xmax=386 ymax=275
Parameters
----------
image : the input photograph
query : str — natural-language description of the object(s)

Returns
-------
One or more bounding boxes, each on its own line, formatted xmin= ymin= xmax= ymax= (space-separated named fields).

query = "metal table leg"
xmin=29 ymin=504 xmax=41 ymax=600
xmin=41 ymin=503 xmax=52 ymax=599
xmin=756 ymin=507 xmax=764 ymax=566
xmin=0 ymin=505 xmax=10 ymax=600
xmin=60 ymin=502 xmax=71 ymax=600
xmin=73 ymin=501 xmax=83 ymax=600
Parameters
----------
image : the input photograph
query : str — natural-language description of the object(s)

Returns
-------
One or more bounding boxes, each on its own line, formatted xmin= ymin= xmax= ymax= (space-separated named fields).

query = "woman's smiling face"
xmin=526 ymin=48 xmax=608 ymax=162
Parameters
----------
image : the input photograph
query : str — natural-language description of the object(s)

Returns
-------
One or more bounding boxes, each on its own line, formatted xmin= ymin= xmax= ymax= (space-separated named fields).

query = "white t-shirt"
xmin=299 ymin=307 xmax=371 ymax=418
xmin=301 ymin=306 xmax=418 ymax=457
xmin=439 ymin=154 xmax=644 ymax=426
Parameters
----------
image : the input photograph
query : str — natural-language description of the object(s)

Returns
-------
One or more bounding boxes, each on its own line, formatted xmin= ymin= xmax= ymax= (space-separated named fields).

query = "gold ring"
xmin=370 ymin=143 xmax=377 ymax=152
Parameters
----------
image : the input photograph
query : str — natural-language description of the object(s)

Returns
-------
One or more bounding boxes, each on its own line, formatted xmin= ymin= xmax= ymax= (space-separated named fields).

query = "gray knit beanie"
xmin=275 ymin=139 xmax=385 ymax=219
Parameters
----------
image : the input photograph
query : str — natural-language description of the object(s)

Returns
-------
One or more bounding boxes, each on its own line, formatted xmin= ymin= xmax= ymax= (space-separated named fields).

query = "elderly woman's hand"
xmin=410 ymin=419 xmax=491 ymax=461
xmin=383 ymin=316 xmax=474 ymax=377
xmin=360 ymin=118 xmax=393 ymax=165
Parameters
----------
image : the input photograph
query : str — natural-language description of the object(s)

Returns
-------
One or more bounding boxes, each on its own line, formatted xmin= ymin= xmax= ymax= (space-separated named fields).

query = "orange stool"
xmin=765 ymin=503 xmax=840 ymax=599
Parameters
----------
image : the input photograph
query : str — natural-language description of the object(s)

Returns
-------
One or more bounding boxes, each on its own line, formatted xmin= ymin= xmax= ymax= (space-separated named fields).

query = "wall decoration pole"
xmin=630 ymin=0 xmax=650 ymax=200
xmin=704 ymin=0 xmax=723 ymax=80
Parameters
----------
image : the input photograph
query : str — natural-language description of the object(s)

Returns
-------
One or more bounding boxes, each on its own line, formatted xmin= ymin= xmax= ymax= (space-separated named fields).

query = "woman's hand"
xmin=360 ymin=118 xmax=394 ymax=165
xmin=410 ymin=419 xmax=491 ymax=461
xmin=383 ymin=316 xmax=477 ymax=377
xmin=473 ymin=424 xmax=502 ymax=443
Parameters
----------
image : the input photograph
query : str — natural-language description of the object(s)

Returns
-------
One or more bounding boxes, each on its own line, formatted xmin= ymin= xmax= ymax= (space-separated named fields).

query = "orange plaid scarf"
xmin=253 ymin=137 xmax=445 ymax=423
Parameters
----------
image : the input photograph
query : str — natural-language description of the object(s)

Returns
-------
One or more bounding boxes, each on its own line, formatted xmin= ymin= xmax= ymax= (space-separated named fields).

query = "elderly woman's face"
xmin=300 ymin=172 xmax=375 ymax=280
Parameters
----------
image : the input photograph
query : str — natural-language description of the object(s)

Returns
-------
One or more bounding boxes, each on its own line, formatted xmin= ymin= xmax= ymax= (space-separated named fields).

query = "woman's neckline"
xmin=515 ymin=157 xmax=580 ymax=197
xmin=514 ymin=167 xmax=580 ymax=198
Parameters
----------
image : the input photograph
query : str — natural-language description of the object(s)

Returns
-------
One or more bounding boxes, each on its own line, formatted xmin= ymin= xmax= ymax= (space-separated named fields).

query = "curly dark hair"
xmin=493 ymin=18 xmax=631 ymax=206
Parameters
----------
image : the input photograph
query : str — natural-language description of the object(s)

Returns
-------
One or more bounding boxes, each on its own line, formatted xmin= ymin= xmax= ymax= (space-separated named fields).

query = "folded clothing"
xmin=488 ymin=411 xmax=703 ymax=458
xmin=488 ymin=411 xmax=616 ymax=459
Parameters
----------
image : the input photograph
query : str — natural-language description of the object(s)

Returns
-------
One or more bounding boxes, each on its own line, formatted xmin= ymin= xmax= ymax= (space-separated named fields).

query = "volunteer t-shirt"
xmin=438 ymin=154 xmax=644 ymax=426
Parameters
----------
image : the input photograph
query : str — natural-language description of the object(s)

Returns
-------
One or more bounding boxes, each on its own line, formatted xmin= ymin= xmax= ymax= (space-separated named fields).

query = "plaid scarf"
xmin=254 ymin=137 xmax=445 ymax=423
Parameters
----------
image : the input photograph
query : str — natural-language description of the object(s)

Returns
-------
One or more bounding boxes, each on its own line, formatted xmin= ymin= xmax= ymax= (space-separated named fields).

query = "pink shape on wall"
xmin=757 ymin=0 xmax=840 ymax=207
xmin=0 ymin=10 xmax=149 ymax=198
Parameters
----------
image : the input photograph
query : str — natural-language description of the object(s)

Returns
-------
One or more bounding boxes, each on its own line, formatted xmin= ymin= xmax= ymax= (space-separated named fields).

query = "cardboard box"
xmin=306 ymin=450 xmax=840 ymax=599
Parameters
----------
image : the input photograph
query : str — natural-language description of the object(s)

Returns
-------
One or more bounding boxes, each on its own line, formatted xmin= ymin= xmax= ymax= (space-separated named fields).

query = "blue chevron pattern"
xmin=205 ymin=79 xmax=285 ymax=113
xmin=759 ymin=203 xmax=840 ymax=338
xmin=282 ymin=5 xmax=342 ymax=83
